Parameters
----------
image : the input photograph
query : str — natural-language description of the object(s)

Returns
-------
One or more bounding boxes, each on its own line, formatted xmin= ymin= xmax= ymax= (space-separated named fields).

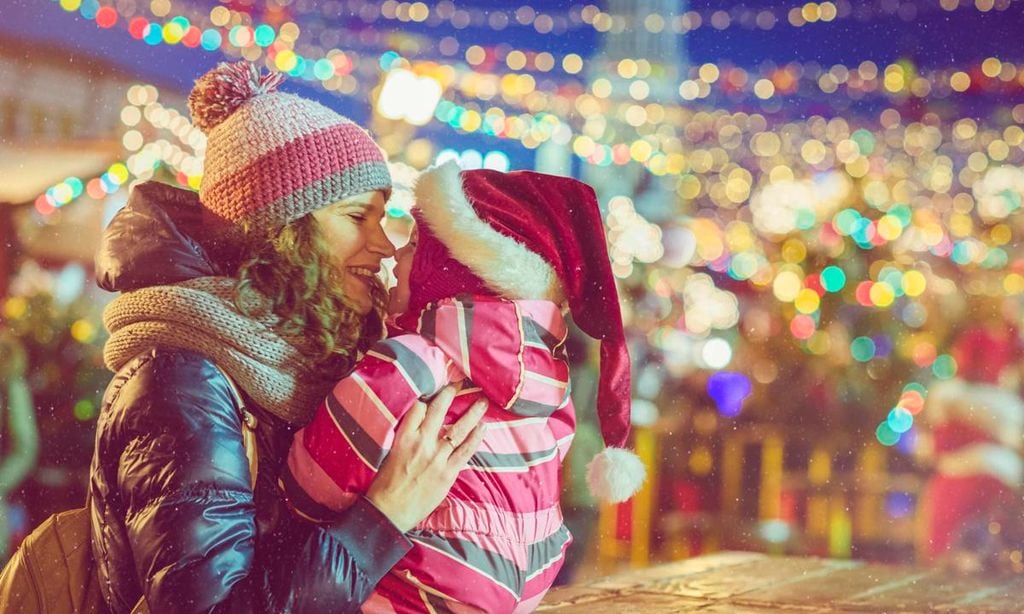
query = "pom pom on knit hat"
xmin=188 ymin=61 xmax=285 ymax=133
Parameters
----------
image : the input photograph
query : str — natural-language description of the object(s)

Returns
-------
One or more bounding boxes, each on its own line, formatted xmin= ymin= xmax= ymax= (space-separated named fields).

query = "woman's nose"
xmin=370 ymin=226 xmax=397 ymax=258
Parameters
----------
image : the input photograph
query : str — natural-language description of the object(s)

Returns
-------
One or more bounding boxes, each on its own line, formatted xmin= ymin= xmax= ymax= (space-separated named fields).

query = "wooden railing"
xmin=594 ymin=424 xmax=923 ymax=571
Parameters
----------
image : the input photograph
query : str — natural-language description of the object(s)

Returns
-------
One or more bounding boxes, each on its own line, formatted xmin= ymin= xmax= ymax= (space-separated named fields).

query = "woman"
xmin=89 ymin=62 xmax=483 ymax=612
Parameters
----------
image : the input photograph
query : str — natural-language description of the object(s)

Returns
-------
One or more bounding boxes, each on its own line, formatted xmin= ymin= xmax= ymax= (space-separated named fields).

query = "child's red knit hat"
xmin=411 ymin=161 xmax=644 ymax=503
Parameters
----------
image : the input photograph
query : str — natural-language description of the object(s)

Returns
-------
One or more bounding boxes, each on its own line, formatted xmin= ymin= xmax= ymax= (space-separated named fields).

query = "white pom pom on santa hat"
xmin=586 ymin=446 xmax=647 ymax=503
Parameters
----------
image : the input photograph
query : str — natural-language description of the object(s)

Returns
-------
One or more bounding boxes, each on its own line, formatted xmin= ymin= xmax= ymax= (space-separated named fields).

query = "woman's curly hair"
xmin=232 ymin=215 xmax=386 ymax=376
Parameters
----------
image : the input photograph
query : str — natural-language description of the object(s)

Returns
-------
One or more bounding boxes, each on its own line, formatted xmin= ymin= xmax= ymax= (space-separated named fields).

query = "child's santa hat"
xmin=412 ymin=161 xmax=645 ymax=503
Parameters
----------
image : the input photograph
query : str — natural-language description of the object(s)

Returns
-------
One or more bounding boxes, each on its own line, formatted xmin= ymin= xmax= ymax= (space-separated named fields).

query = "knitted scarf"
xmin=102 ymin=276 xmax=358 ymax=425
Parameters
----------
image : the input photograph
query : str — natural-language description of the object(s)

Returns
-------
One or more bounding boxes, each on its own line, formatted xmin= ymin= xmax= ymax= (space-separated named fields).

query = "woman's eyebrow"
xmin=333 ymin=201 xmax=372 ymax=212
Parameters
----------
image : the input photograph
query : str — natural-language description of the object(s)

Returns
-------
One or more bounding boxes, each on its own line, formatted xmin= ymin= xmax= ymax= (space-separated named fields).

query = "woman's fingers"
xmin=447 ymin=423 xmax=487 ymax=472
xmin=420 ymin=385 xmax=457 ymax=438
xmin=397 ymin=400 xmax=427 ymax=440
xmin=444 ymin=400 xmax=488 ymax=448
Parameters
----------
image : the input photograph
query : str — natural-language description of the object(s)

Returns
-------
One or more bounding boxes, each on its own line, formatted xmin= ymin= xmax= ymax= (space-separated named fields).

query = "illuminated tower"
xmin=580 ymin=0 xmax=688 ymax=223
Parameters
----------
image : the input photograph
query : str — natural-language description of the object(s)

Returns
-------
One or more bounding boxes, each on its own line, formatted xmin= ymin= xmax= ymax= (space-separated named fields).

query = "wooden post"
xmin=806 ymin=447 xmax=832 ymax=538
xmin=630 ymin=426 xmax=657 ymax=568
xmin=597 ymin=501 xmax=619 ymax=574
xmin=855 ymin=445 xmax=886 ymax=541
xmin=829 ymin=495 xmax=852 ymax=558
xmin=721 ymin=436 xmax=743 ymax=519
xmin=759 ymin=434 xmax=784 ymax=521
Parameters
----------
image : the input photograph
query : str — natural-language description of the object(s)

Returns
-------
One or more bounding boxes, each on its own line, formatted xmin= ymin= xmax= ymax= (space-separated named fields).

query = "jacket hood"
xmin=95 ymin=182 xmax=227 ymax=292
xmin=394 ymin=295 xmax=570 ymax=415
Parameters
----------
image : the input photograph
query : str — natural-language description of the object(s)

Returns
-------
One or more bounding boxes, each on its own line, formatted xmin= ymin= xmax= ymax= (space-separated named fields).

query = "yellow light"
xmin=108 ymin=163 xmax=130 ymax=183
xmin=698 ymin=63 xmax=720 ymax=82
xmin=988 ymin=139 xmax=1010 ymax=161
xmin=617 ymin=59 xmax=639 ymax=79
xmin=629 ymin=140 xmax=653 ymax=162
xmin=535 ymin=52 xmax=555 ymax=72
xmin=991 ymin=223 xmax=1012 ymax=245
xmin=795 ymin=288 xmax=821 ymax=313
xmin=629 ymin=80 xmax=650 ymax=100
xmin=877 ymin=215 xmax=903 ymax=240
xmin=902 ymin=271 xmax=927 ymax=297
xmin=950 ymin=71 xmax=971 ymax=92
xmin=187 ymin=174 xmax=202 ymax=190
xmin=781 ymin=238 xmax=807 ymax=263
xmin=163 ymin=22 xmax=185 ymax=45
xmin=562 ymin=53 xmax=583 ymax=74
xmin=460 ymin=110 xmax=482 ymax=132
xmin=278 ymin=22 xmax=301 ymax=42
xmin=409 ymin=2 xmax=429 ymax=22
xmin=465 ymin=45 xmax=486 ymax=65
xmin=573 ymin=135 xmax=596 ymax=157
xmin=60 ymin=0 xmax=82 ymax=11
xmin=773 ymin=270 xmax=803 ymax=302
xmin=1004 ymin=273 xmax=1024 ymax=295
xmin=801 ymin=139 xmax=827 ymax=164
xmin=949 ymin=212 xmax=973 ymax=237
xmin=275 ymin=50 xmax=298 ymax=72
xmin=3 ymin=297 xmax=27 ymax=319
xmin=753 ymin=78 xmax=775 ymax=99
xmin=210 ymin=6 xmax=231 ymax=26
xmin=982 ymin=57 xmax=1003 ymax=78
xmin=592 ymin=78 xmax=612 ymax=98
xmin=869 ymin=282 xmax=895 ymax=307
xmin=505 ymin=50 xmax=526 ymax=71
xmin=802 ymin=3 xmax=821 ymax=22
xmin=884 ymin=72 xmax=905 ymax=93
xmin=644 ymin=13 xmax=665 ymax=33
xmin=150 ymin=0 xmax=170 ymax=17
xmin=71 ymin=319 xmax=96 ymax=344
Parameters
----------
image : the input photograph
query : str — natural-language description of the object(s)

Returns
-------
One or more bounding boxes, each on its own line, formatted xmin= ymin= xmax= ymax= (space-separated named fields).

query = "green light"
xmin=932 ymin=354 xmax=958 ymax=380
xmin=254 ymin=24 xmax=276 ymax=47
xmin=820 ymin=266 xmax=846 ymax=292
xmin=851 ymin=128 xmax=876 ymax=156
xmin=74 ymin=399 xmax=96 ymax=421
xmin=876 ymin=422 xmax=899 ymax=446
xmin=850 ymin=336 xmax=876 ymax=362
xmin=313 ymin=58 xmax=335 ymax=80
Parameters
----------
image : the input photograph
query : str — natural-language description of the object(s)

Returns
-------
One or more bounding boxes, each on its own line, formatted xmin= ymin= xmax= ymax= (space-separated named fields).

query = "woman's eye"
xmin=348 ymin=213 xmax=367 ymax=222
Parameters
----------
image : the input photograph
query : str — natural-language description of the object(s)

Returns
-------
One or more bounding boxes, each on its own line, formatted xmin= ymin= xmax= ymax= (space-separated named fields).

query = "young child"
xmin=281 ymin=161 xmax=645 ymax=613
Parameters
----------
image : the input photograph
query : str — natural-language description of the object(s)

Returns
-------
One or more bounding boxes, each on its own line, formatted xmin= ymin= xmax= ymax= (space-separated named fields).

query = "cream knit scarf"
xmin=102 ymin=276 xmax=351 ymax=425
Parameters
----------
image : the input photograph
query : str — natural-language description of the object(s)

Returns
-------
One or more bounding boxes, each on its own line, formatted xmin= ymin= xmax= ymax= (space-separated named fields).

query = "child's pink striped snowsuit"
xmin=283 ymin=295 xmax=576 ymax=613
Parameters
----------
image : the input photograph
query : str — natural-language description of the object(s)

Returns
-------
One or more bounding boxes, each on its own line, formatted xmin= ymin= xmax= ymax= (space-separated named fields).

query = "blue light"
xmin=707 ymin=371 xmax=752 ymax=418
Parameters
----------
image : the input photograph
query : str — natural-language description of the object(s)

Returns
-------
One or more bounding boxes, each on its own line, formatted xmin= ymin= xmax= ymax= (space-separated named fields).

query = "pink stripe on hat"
xmin=201 ymin=122 xmax=389 ymax=223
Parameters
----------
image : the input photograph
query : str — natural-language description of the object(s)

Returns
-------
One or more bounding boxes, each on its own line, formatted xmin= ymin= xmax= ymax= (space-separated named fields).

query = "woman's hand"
xmin=366 ymin=386 xmax=487 ymax=533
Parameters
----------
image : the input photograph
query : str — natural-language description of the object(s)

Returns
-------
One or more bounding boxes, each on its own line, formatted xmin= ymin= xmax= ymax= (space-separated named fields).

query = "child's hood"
xmin=394 ymin=295 xmax=571 ymax=415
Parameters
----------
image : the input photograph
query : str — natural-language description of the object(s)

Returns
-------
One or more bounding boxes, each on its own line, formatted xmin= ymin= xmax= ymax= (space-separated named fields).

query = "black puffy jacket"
xmin=89 ymin=182 xmax=411 ymax=612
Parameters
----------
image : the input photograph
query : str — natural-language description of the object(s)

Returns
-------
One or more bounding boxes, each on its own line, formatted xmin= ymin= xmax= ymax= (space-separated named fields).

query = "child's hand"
xmin=366 ymin=386 xmax=487 ymax=533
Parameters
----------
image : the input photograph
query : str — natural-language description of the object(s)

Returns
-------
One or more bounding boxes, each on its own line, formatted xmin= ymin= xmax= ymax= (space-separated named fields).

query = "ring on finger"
xmin=441 ymin=433 xmax=457 ymax=451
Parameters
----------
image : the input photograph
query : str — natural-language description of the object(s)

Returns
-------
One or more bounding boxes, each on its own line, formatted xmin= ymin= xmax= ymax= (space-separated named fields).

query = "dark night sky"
xmin=4 ymin=1 xmax=1024 ymax=164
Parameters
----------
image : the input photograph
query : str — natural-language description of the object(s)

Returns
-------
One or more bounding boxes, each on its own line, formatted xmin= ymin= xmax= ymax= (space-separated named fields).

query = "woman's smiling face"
xmin=312 ymin=190 xmax=395 ymax=315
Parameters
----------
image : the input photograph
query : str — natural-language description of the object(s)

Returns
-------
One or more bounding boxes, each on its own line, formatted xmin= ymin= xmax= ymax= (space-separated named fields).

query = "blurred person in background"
xmin=0 ymin=331 xmax=38 ymax=562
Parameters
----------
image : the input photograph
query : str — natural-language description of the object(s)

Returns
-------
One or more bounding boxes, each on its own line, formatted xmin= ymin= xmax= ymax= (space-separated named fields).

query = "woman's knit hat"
xmin=188 ymin=62 xmax=391 ymax=233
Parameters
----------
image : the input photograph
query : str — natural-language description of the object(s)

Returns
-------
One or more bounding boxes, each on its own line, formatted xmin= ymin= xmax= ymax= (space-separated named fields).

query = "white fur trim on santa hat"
xmin=926 ymin=379 xmax=1024 ymax=448
xmin=586 ymin=447 xmax=647 ymax=503
xmin=936 ymin=442 xmax=1023 ymax=487
xmin=413 ymin=160 xmax=565 ymax=303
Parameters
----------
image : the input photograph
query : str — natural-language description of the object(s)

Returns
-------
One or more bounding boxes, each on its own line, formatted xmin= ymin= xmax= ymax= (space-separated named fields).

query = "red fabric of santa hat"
xmin=414 ymin=160 xmax=645 ymax=503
